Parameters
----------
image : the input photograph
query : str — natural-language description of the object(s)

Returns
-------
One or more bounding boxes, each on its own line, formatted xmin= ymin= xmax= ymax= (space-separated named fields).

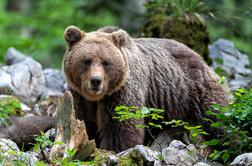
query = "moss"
xmin=141 ymin=14 xmax=211 ymax=64
xmin=118 ymin=150 xmax=144 ymax=166
xmin=92 ymin=149 xmax=115 ymax=165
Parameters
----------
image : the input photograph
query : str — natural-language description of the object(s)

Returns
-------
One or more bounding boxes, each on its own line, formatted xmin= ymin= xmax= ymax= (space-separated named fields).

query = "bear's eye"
xmin=84 ymin=59 xmax=92 ymax=66
xmin=102 ymin=61 xmax=109 ymax=67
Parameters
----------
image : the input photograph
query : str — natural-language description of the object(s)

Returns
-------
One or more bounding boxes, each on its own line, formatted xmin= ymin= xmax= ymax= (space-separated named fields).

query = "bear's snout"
xmin=90 ymin=76 xmax=102 ymax=91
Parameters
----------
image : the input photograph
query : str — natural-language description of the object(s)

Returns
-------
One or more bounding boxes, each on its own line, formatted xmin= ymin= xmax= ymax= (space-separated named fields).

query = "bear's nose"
xmin=91 ymin=76 xmax=101 ymax=90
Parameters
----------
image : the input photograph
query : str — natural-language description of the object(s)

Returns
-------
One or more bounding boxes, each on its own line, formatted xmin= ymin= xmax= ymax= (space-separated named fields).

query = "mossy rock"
xmin=118 ymin=150 xmax=144 ymax=166
xmin=141 ymin=14 xmax=211 ymax=64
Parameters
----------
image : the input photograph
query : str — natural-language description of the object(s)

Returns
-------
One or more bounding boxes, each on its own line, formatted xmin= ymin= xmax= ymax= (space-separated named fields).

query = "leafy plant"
xmin=163 ymin=120 xmax=208 ymax=139
xmin=114 ymin=106 xmax=164 ymax=129
xmin=114 ymin=105 xmax=207 ymax=164
xmin=53 ymin=147 xmax=93 ymax=166
xmin=33 ymin=131 xmax=55 ymax=152
xmin=33 ymin=132 xmax=91 ymax=165
xmin=114 ymin=106 xmax=207 ymax=141
xmin=204 ymin=88 xmax=252 ymax=164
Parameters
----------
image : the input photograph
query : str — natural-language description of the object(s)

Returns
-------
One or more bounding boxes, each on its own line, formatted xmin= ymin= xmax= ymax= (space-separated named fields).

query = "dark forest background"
xmin=0 ymin=0 xmax=251 ymax=68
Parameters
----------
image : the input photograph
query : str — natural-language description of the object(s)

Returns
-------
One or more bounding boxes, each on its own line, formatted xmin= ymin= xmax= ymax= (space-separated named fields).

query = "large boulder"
xmin=5 ymin=47 xmax=27 ymax=65
xmin=0 ymin=57 xmax=45 ymax=105
xmin=0 ymin=48 xmax=67 ymax=105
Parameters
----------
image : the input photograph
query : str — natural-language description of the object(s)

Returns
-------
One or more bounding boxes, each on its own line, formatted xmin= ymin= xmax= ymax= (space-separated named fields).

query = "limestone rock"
xmin=209 ymin=39 xmax=252 ymax=90
xmin=231 ymin=153 xmax=252 ymax=166
xmin=5 ymin=47 xmax=27 ymax=65
xmin=193 ymin=162 xmax=210 ymax=166
xmin=0 ymin=138 xmax=38 ymax=166
xmin=118 ymin=145 xmax=161 ymax=166
xmin=150 ymin=131 xmax=172 ymax=152
xmin=162 ymin=140 xmax=199 ymax=166
xmin=0 ymin=57 xmax=45 ymax=105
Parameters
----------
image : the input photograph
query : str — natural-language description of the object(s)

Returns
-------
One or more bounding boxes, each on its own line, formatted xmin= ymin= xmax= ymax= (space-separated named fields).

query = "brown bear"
xmin=63 ymin=25 xmax=230 ymax=153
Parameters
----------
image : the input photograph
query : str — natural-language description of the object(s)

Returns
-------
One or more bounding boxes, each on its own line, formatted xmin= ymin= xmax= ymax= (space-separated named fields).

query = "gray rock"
xmin=45 ymin=128 xmax=56 ymax=139
xmin=231 ymin=153 xmax=252 ymax=166
xmin=193 ymin=162 xmax=210 ymax=166
xmin=99 ymin=163 xmax=107 ymax=166
xmin=42 ymin=68 xmax=66 ymax=97
xmin=0 ymin=138 xmax=20 ymax=152
xmin=150 ymin=131 xmax=191 ymax=152
xmin=162 ymin=140 xmax=199 ymax=166
xmin=211 ymin=162 xmax=223 ymax=166
xmin=2 ymin=48 xmax=66 ymax=102
xmin=150 ymin=131 xmax=172 ymax=152
xmin=5 ymin=47 xmax=27 ymax=65
xmin=0 ymin=57 xmax=45 ymax=105
xmin=209 ymin=39 xmax=252 ymax=90
xmin=0 ymin=68 xmax=12 ymax=91
xmin=118 ymin=145 xmax=161 ymax=166
xmin=15 ymin=151 xmax=38 ymax=166
xmin=0 ymin=138 xmax=38 ymax=166
xmin=229 ymin=74 xmax=252 ymax=90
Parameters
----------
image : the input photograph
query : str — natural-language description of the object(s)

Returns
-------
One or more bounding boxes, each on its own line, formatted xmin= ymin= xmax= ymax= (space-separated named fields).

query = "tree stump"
xmin=49 ymin=91 xmax=96 ymax=161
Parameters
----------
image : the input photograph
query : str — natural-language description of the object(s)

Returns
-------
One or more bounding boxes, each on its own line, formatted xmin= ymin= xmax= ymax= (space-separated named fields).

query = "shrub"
xmin=114 ymin=88 xmax=252 ymax=164
xmin=114 ymin=106 xmax=206 ymax=143
xmin=204 ymin=88 xmax=252 ymax=163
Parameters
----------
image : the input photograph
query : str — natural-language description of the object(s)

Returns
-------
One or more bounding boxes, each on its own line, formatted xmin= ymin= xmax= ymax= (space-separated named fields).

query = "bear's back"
xmin=134 ymin=38 xmax=205 ymax=70
xmin=128 ymin=38 xmax=221 ymax=122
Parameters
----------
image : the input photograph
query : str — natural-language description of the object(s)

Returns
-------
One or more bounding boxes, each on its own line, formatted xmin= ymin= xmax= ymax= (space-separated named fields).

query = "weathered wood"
xmin=49 ymin=91 xmax=96 ymax=161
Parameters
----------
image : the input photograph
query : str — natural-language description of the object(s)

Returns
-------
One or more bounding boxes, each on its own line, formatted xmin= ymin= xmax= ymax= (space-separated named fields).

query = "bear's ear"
xmin=64 ymin=25 xmax=84 ymax=46
xmin=111 ymin=30 xmax=129 ymax=48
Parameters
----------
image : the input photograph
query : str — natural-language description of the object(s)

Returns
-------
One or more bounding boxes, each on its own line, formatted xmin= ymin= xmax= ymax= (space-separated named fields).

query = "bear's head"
xmin=63 ymin=26 xmax=129 ymax=101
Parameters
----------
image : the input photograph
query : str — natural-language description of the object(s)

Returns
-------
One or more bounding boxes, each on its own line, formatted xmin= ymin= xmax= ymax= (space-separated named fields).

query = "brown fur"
xmin=63 ymin=26 xmax=230 ymax=153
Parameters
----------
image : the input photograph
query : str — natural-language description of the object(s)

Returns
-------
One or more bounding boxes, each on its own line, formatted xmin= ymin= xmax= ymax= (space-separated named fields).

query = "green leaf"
xmin=148 ymin=122 xmax=155 ymax=126
xmin=211 ymin=122 xmax=221 ymax=128
xmin=192 ymin=132 xmax=199 ymax=137
xmin=203 ymin=139 xmax=220 ymax=146
xmin=199 ymin=131 xmax=208 ymax=135
xmin=222 ymin=151 xmax=230 ymax=163
xmin=206 ymin=110 xmax=215 ymax=116
xmin=209 ymin=150 xmax=222 ymax=160
xmin=154 ymin=124 xmax=163 ymax=129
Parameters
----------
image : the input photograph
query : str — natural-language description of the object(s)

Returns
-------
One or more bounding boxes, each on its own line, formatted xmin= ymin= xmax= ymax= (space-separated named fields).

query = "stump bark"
xmin=49 ymin=91 xmax=96 ymax=161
